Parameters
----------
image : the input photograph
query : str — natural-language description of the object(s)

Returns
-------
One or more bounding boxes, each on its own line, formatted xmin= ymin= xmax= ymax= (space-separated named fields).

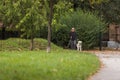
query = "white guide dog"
xmin=76 ymin=41 xmax=82 ymax=51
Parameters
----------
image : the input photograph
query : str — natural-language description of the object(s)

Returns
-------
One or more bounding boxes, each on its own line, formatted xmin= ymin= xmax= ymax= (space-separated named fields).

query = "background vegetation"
xmin=53 ymin=10 xmax=106 ymax=49
xmin=0 ymin=0 xmax=110 ymax=51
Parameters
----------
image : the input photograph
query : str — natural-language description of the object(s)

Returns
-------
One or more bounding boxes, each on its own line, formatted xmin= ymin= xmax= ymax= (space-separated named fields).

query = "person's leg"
xmin=73 ymin=40 xmax=77 ymax=49
xmin=70 ymin=41 xmax=74 ymax=49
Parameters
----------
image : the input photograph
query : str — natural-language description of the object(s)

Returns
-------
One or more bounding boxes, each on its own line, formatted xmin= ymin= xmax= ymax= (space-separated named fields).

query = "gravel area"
xmin=90 ymin=51 xmax=120 ymax=80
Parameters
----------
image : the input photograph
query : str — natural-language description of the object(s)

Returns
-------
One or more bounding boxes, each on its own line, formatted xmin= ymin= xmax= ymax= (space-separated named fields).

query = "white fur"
xmin=77 ymin=41 xmax=82 ymax=51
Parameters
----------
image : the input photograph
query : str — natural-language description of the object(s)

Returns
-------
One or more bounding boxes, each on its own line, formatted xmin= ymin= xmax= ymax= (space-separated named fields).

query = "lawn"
xmin=0 ymin=38 xmax=61 ymax=51
xmin=0 ymin=38 xmax=100 ymax=80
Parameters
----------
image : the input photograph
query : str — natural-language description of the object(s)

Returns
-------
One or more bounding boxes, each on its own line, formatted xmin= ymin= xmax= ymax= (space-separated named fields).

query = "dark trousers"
xmin=70 ymin=40 xmax=76 ymax=49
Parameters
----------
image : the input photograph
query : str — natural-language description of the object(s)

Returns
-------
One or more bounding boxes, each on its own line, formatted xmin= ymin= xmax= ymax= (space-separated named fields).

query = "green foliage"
xmin=0 ymin=0 xmax=45 ymax=37
xmin=97 ymin=0 xmax=120 ymax=24
xmin=69 ymin=0 xmax=108 ymax=11
xmin=52 ymin=25 xmax=69 ymax=47
xmin=57 ymin=10 xmax=106 ymax=49
xmin=53 ymin=0 xmax=73 ymax=25
xmin=0 ymin=51 xmax=100 ymax=80
xmin=15 ymin=0 xmax=45 ymax=38
xmin=0 ymin=0 xmax=16 ymax=26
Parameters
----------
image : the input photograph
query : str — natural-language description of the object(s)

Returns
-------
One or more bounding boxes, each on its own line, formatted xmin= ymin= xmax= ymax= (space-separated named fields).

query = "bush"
xmin=52 ymin=24 xmax=69 ymax=47
xmin=54 ymin=10 xmax=106 ymax=49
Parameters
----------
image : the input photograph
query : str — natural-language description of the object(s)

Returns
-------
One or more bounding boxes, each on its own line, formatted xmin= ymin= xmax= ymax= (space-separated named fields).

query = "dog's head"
xmin=78 ymin=41 xmax=82 ymax=44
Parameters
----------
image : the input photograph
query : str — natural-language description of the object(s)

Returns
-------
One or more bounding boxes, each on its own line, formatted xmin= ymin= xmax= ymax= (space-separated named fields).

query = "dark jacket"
xmin=70 ymin=32 xmax=77 ymax=41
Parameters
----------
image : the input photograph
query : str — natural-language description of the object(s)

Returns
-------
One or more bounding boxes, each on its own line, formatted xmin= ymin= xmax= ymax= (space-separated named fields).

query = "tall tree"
xmin=16 ymin=0 xmax=45 ymax=50
xmin=47 ymin=0 xmax=53 ymax=53
xmin=44 ymin=0 xmax=73 ymax=52
xmin=0 ymin=0 xmax=45 ymax=50
xmin=44 ymin=0 xmax=54 ymax=53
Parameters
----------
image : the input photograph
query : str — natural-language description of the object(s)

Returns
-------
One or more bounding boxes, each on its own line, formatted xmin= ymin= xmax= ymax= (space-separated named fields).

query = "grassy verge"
xmin=0 ymin=51 xmax=100 ymax=80
xmin=0 ymin=38 xmax=100 ymax=80
xmin=0 ymin=38 xmax=61 ymax=51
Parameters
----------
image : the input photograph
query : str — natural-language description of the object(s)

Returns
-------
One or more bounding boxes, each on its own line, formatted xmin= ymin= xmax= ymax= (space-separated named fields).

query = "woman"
xmin=69 ymin=27 xmax=77 ymax=49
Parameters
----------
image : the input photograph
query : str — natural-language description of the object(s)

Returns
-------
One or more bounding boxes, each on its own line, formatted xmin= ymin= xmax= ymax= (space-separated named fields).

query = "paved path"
xmin=90 ymin=51 xmax=120 ymax=80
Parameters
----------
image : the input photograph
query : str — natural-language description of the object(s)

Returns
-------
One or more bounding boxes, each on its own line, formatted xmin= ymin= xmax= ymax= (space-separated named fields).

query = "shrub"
xmin=52 ymin=24 xmax=69 ymax=47
xmin=54 ymin=10 xmax=106 ymax=49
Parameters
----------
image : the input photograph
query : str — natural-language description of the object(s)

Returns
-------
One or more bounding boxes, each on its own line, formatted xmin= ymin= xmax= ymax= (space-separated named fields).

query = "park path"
xmin=89 ymin=51 xmax=120 ymax=80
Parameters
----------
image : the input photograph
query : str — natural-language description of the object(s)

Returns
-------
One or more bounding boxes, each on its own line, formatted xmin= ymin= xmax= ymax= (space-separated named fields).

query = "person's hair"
xmin=71 ymin=27 xmax=75 ymax=30
xmin=71 ymin=27 xmax=75 ymax=31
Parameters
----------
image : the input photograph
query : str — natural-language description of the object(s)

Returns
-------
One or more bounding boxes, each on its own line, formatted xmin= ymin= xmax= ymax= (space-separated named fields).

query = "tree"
xmin=95 ymin=0 xmax=120 ymax=24
xmin=44 ymin=0 xmax=73 ymax=52
xmin=0 ymin=0 xmax=46 ymax=50
xmin=43 ymin=0 xmax=54 ymax=53
xmin=16 ymin=0 xmax=45 ymax=50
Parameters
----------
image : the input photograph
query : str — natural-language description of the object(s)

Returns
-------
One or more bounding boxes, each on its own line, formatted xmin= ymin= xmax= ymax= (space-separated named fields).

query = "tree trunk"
xmin=1 ymin=24 xmax=6 ymax=40
xmin=47 ymin=0 xmax=53 ymax=53
xmin=47 ymin=23 xmax=51 ymax=53
xmin=30 ymin=35 xmax=34 ymax=51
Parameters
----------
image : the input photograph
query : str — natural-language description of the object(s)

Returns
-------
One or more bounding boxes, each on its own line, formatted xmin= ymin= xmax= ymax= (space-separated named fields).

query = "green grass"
xmin=0 ymin=38 xmax=61 ymax=51
xmin=0 ymin=51 xmax=100 ymax=80
xmin=0 ymin=38 xmax=100 ymax=80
